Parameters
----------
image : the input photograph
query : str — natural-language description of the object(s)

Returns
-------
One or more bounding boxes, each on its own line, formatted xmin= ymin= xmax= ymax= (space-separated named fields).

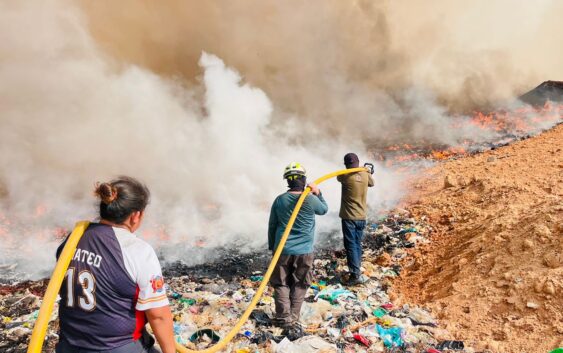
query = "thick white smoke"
xmin=0 ymin=2 xmax=403 ymax=278
xmin=1 ymin=1 xmax=560 ymax=278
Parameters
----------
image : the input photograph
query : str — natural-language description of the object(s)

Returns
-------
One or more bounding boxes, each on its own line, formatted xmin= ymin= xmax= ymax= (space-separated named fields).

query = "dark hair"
xmin=344 ymin=152 xmax=359 ymax=168
xmin=94 ymin=176 xmax=150 ymax=224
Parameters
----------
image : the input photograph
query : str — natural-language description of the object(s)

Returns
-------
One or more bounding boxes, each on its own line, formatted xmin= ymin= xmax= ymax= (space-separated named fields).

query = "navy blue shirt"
xmin=56 ymin=223 xmax=169 ymax=350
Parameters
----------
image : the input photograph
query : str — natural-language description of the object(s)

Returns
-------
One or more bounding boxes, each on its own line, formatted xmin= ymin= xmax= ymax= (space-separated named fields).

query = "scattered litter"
xmin=353 ymin=333 xmax=371 ymax=347
xmin=316 ymin=285 xmax=355 ymax=304
xmin=250 ymin=310 xmax=272 ymax=326
xmin=373 ymin=307 xmax=387 ymax=318
xmin=0 ymin=211 xmax=478 ymax=352
xmin=376 ymin=324 xmax=403 ymax=348
xmin=273 ymin=336 xmax=336 ymax=353
xmin=409 ymin=307 xmax=437 ymax=326
xmin=436 ymin=340 xmax=465 ymax=350
xmin=249 ymin=275 xmax=263 ymax=282
xmin=189 ymin=329 xmax=221 ymax=345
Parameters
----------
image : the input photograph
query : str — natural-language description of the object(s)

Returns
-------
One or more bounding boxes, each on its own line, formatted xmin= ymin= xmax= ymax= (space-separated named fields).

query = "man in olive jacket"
xmin=337 ymin=153 xmax=374 ymax=284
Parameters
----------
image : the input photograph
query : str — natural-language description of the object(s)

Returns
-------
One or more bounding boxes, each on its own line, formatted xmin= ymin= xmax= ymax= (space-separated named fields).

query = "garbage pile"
xmin=0 ymin=280 xmax=57 ymax=353
xmin=0 ymin=210 xmax=472 ymax=352
xmin=0 ymin=263 xmax=23 ymax=286
xmin=164 ymin=209 xmax=469 ymax=352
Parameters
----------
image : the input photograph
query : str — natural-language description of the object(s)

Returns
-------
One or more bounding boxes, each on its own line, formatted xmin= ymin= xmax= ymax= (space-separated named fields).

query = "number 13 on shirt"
xmin=64 ymin=267 xmax=96 ymax=311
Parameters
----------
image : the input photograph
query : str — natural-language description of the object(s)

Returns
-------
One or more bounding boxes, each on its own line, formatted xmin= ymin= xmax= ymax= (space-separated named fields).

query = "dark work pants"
xmin=269 ymin=253 xmax=314 ymax=324
xmin=342 ymin=219 xmax=366 ymax=276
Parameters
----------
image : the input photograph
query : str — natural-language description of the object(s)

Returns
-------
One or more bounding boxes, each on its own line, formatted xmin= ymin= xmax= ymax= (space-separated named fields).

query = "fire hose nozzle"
xmin=364 ymin=163 xmax=374 ymax=175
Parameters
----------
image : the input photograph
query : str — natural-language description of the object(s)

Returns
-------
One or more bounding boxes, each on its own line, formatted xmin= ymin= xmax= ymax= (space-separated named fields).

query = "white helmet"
xmin=283 ymin=162 xmax=306 ymax=180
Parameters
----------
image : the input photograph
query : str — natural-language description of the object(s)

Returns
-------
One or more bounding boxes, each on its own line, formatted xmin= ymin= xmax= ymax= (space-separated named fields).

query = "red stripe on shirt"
xmin=133 ymin=285 xmax=146 ymax=340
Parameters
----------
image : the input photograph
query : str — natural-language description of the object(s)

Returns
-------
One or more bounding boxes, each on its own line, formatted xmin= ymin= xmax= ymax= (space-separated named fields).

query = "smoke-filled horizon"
xmin=0 ymin=1 xmax=561 ymax=278
xmin=79 ymin=0 xmax=563 ymax=142
xmin=0 ymin=1 xmax=404 ymax=278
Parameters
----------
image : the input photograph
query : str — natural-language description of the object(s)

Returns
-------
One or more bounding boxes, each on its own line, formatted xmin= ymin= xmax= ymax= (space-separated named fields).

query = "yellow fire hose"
xmin=27 ymin=221 xmax=90 ymax=353
xmin=27 ymin=167 xmax=368 ymax=353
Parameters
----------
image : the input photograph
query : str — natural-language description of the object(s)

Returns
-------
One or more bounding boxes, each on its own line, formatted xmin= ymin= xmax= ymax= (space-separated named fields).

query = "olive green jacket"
xmin=337 ymin=170 xmax=374 ymax=220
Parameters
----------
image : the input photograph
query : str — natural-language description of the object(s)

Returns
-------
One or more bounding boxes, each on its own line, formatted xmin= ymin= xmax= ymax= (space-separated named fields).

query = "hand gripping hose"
xmin=27 ymin=167 xmax=367 ymax=353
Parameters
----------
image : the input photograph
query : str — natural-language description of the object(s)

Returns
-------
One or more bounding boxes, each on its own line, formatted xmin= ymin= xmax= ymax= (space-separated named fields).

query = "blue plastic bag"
xmin=376 ymin=324 xmax=403 ymax=347
xmin=316 ymin=285 xmax=355 ymax=304
xmin=173 ymin=322 xmax=183 ymax=335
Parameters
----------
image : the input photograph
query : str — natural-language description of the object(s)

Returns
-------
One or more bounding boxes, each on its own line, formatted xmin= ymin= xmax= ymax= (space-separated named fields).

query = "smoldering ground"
xmin=0 ymin=1 xmax=561 ymax=278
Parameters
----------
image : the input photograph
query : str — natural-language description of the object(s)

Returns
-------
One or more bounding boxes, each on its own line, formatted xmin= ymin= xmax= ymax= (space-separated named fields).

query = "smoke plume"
xmin=0 ymin=1 xmax=403 ymax=277
xmin=79 ymin=0 xmax=563 ymax=140
xmin=0 ymin=1 xmax=561 ymax=277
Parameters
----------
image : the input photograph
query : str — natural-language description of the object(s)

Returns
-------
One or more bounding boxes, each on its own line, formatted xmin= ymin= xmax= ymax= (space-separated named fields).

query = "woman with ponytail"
xmin=56 ymin=176 xmax=175 ymax=353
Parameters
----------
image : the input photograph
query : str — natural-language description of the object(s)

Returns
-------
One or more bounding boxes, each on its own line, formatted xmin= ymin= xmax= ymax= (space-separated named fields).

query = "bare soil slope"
xmin=394 ymin=124 xmax=563 ymax=352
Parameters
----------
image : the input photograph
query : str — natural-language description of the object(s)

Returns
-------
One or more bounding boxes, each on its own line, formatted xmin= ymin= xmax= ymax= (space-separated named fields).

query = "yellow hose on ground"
xmin=27 ymin=168 xmax=367 ymax=353
xmin=27 ymin=221 xmax=90 ymax=353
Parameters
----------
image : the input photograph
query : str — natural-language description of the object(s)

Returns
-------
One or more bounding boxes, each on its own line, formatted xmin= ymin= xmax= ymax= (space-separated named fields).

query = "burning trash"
xmin=0 ymin=1 xmax=562 ymax=351
xmin=1 ymin=210 xmax=477 ymax=352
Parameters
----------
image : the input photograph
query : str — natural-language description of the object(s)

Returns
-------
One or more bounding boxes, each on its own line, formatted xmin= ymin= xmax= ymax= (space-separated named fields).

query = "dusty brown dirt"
xmin=393 ymin=124 xmax=563 ymax=353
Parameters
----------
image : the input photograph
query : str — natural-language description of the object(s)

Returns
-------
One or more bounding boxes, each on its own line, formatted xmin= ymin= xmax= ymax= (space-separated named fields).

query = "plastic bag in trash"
xmin=408 ymin=307 xmax=436 ymax=326
xmin=373 ymin=307 xmax=388 ymax=318
xmin=189 ymin=329 xmax=221 ymax=344
xmin=273 ymin=336 xmax=337 ymax=353
xmin=358 ymin=324 xmax=379 ymax=337
xmin=436 ymin=340 xmax=464 ymax=350
xmin=250 ymin=309 xmax=272 ymax=326
xmin=376 ymin=324 xmax=403 ymax=348
xmin=316 ymin=285 xmax=356 ymax=304
xmin=300 ymin=299 xmax=336 ymax=326
xmin=353 ymin=334 xmax=371 ymax=347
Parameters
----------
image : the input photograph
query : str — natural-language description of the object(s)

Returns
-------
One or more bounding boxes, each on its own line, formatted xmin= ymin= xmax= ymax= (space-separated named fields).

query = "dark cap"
xmin=343 ymin=153 xmax=359 ymax=168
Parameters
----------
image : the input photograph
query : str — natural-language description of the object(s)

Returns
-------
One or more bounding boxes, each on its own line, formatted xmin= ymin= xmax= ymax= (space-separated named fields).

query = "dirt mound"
xmin=519 ymin=80 xmax=563 ymax=106
xmin=394 ymin=124 xmax=563 ymax=352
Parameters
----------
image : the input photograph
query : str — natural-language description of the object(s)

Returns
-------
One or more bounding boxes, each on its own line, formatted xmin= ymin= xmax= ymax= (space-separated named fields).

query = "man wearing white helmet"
xmin=268 ymin=162 xmax=328 ymax=331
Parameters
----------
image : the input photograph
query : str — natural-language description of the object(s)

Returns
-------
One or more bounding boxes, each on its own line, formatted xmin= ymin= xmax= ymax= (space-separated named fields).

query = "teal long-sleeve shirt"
xmin=268 ymin=192 xmax=328 ymax=255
